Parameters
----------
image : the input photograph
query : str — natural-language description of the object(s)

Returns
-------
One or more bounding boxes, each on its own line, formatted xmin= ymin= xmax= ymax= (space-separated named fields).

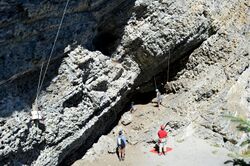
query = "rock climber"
xmin=31 ymin=102 xmax=45 ymax=130
xmin=156 ymin=89 xmax=163 ymax=108
xmin=117 ymin=130 xmax=127 ymax=161
xmin=157 ymin=124 xmax=168 ymax=155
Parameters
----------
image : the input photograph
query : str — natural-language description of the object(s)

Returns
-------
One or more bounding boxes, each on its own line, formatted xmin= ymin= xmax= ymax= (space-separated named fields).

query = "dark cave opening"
xmin=92 ymin=31 xmax=119 ymax=56
xmin=130 ymin=52 xmax=191 ymax=105
xmin=131 ymin=90 xmax=156 ymax=104
xmin=91 ymin=0 xmax=136 ymax=56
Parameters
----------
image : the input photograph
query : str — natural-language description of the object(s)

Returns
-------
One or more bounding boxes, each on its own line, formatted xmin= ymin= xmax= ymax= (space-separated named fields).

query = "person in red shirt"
xmin=157 ymin=125 xmax=168 ymax=155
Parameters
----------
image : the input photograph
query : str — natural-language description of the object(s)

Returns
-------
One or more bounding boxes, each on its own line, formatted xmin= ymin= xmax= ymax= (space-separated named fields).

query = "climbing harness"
xmin=32 ymin=0 xmax=70 ymax=121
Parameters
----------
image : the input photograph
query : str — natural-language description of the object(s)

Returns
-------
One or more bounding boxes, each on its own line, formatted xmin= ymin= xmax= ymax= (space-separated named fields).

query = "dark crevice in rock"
xmin=78 ymin=101 xmax=112 ymax=131
xmin=133 ymin=37 xmax=202 ymax=95
xmin=47 ymin=132 xmax=73 ymax=147
xmin=92 ymin=0 xmax=136 ymax=56
xmin=60 ymin=93 xmax=131 ymax=166
xmin=92 ymin=32 xmax=119 ymax=56
xmin=195 ymin=89 xmax=218 ymax=102
xmin=133 ymin=4 xmax=148 ymax=20
xmin=130 ymin=52 xmax=191 ymax=105
xmin=63 ymin=91 xmax=84 ymax=108
xmin=91 ymin=80 xmax=109 ymax=91
xmin=131 ymin=91 xmax=156 ymax=104
xmin=246 ymin=97 xmax=250 ymax=103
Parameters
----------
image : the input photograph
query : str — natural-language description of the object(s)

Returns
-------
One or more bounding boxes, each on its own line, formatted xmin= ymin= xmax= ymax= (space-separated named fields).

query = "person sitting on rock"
xmin=117 ymin=130 xmax=127 ymax=161
xmin=157 ymin=125 xmax=168 ymax=155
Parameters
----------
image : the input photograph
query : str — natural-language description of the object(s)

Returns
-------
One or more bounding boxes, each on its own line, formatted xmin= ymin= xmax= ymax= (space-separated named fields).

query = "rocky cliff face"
xmin=0 ymin=0 xmax=249 ymax=165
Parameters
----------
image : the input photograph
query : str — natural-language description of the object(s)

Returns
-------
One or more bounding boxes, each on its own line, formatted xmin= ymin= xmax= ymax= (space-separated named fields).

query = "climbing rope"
xmin=167 ymin=50 xmax=171 ymax=82
xmin=32 ymin=0 xmax=70 ymax=121
xmin=154 ymin=76 xmax=157 ymax=90
xmin=35 ymin=63 xmax=44 ymax=105
xmin=154 ymin=50 xmax=171 ymax=90
xmin=36 ymin=0 xmax=70 ymax=102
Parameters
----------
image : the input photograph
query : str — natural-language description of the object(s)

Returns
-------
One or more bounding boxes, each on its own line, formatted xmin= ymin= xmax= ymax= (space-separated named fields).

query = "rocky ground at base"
xmin=73 ymin=81 xmax=250 ymax=166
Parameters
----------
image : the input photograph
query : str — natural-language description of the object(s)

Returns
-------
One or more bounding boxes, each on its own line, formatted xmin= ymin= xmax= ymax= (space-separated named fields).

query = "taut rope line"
xmin=35 ymin=63 xmax=44 ymax=104
xmin=36 ymin=0 xmax=70 ymax=102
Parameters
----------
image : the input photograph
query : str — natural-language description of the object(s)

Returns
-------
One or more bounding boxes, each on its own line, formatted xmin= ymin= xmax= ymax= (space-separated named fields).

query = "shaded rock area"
xmin=0 ymin=0 xmax=249 ymax=165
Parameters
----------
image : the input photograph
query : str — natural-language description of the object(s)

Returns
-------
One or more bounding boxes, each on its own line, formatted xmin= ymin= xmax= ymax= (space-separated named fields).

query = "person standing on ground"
xmin=130 ymin=101 xmax=136 ymax=113
xmin=157 ymin=125 xmax=168 ymax=155
xmin=156 ymin=89 xmax=163 ymax=108
xmin=117 ymin=130 xmax=127 ymax=161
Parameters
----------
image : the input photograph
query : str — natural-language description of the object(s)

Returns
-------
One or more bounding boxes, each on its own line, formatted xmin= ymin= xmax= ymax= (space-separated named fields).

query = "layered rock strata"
xmin=0 ymin=0 xmax=249 ymax=165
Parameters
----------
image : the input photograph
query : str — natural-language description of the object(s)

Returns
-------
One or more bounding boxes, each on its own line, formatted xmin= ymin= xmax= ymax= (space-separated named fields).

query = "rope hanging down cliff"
xmin=154 ymin=50 xmax=171 ymax=110
xmin=36 ymin=0 xmax=70 ymax=100
xmin=154 ymin=50 xmax=171 ymax=89
xmin=31 ymin=0 xmax=70 ymax=121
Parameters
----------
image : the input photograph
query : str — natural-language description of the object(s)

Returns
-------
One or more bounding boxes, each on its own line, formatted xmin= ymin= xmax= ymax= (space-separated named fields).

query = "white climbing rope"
xmin=36 ymin=0 xmax=70 ymax=102
xmin=35 ymin=63 xmax=44 ymax=104
xmin=31 ymin=0 xmax=70 ymax=121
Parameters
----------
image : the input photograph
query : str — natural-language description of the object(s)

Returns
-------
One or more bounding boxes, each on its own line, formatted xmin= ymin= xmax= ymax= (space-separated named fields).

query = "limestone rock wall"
xmin=0 ymin=0 xmax=128 ymax=82
xmin=0 ymin=0 xmax=249 ymax=165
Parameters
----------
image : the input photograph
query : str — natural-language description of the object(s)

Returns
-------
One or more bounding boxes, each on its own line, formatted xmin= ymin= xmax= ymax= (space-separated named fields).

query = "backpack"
xmin=118 ymin=137 xmax=125 ymax=147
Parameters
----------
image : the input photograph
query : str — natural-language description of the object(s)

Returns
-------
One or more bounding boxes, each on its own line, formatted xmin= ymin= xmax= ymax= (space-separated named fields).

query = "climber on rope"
xmin=117 ymin=130 xmax=127 ymax=161
xmin=31 ymin=101 xmax=44 ymax=129
xmin=157 ymin=124 xmax=168 ymax=155
xmin=30 ymin=0 xmax=70 ymax=131
xmin=156 ymin=89 xmax=163 ymax=108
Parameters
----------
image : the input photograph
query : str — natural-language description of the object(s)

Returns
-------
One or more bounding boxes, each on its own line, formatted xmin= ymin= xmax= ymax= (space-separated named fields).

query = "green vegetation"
xmin=229 ymin=116 xmax=250 ymax=133
xmin=241 ymin=149 xmax=250 ymax=158
xmin=227 ymin=115 xmax=250 ymax=158
xmin=212 ymin=143 xmax=220 ymax=148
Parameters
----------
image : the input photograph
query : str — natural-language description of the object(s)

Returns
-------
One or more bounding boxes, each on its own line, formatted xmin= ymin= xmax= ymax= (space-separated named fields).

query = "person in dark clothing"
xmin=117 ymin=130 xmax=127 ymax=161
